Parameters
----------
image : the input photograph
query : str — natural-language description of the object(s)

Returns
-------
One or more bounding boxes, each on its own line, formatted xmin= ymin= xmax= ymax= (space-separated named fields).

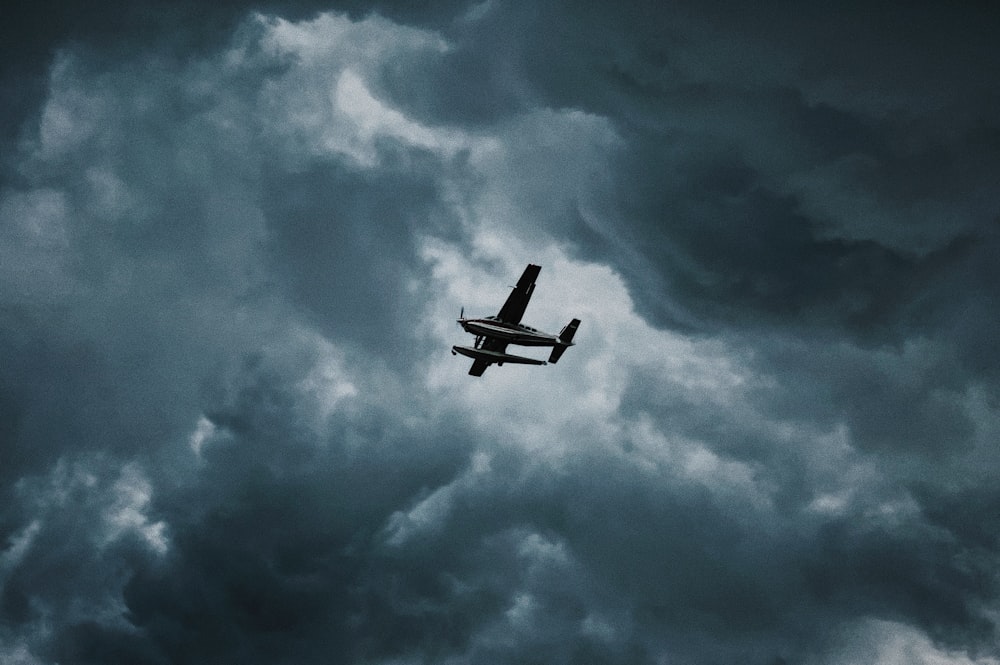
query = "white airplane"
xmin=452 ymin=264 xmax=580 ymax=376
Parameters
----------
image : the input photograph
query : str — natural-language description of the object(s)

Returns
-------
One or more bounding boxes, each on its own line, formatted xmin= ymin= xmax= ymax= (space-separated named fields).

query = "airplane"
xmin=452 ymin=263 xmax=580 ymax=376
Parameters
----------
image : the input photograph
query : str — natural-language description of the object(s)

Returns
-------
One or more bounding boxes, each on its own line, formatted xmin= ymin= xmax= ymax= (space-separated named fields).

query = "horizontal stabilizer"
xmin=548 ymin=344 xmax=568 ymax=364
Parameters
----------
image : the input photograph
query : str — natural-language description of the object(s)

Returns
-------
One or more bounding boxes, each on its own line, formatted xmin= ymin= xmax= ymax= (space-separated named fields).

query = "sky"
xmin=2 ymin=2 xmax=1000 ymax=663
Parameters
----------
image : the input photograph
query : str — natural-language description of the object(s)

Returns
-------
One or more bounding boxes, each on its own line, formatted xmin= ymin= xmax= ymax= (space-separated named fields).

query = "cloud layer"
xmin=2 ymin=3 xmax=999 ymax=664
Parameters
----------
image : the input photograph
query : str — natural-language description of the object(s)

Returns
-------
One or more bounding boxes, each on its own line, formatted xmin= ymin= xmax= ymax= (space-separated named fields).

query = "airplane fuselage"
xmin=459 ymin=317 xmax=561 ymax=347
xmin=452 ymin=263 xmax=579 ymax=376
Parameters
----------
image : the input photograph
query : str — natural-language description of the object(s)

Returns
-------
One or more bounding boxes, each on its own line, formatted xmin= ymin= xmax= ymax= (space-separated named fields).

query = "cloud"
xmin=814 ymin=618 xmax=1000 ymax=665
xmin=2 ymin=3 xmax=999 ymax=664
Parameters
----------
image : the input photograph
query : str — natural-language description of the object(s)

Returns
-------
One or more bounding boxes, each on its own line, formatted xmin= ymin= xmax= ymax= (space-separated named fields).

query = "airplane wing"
xmin=468 ymin=337 xmax=508 ymax=376
xmin=457 ymin=338 xmax=549 ymax=376
xmin=468 ymin=358 xmax=491 ymax=377
xmin=496 ymin=264 xmax=541 ymax=325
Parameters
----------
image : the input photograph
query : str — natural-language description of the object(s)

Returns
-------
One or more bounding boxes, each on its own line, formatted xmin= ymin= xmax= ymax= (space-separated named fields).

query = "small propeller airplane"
xmin=452 ymin=264 xmax=580 ymax=376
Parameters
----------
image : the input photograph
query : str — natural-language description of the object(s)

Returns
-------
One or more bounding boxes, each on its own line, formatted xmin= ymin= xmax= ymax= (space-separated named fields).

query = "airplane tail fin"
xmin=548 ymin=318 xmax=580 ymax=364
xmin=559 ymin=319 xmax=580 ymax=344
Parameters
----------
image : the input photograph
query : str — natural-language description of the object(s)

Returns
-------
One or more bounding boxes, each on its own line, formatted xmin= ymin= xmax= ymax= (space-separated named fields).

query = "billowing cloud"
xmin=2 ymin=3 xmax=999 ymax=664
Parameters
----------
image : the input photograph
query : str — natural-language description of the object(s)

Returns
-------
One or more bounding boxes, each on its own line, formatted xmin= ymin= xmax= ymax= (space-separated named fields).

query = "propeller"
xmin=457 ymin=306 xmax=465 ymax=326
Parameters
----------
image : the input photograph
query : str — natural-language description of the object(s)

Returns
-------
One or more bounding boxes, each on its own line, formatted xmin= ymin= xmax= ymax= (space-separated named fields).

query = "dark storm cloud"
xmin=0 ymin=9 xmax=483 ymax=662
xmin=117 ymin=372 xmax=994 ymax=664
xmin=441 ymin=0 xmax=1000 ymax=496
xmin=3 ymin=2 xmax=1000 ymax=664
xmin=431 ymin=2 xmax=1000 ymax=322
xmin=0 ymin=0 xmax=472 ymax=167
xmin=378 ymin=2 xmax=1000 ymax=388
xmin=261 ymin=154 xmax=456 ymax=356
xmin=116 ymin=357 xmax=471 ymax=665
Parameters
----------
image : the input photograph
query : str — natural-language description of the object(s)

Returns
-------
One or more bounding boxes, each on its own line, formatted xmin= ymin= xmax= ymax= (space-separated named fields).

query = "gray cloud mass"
xmin=2 ymin=2 xmax=1000 ymax=664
